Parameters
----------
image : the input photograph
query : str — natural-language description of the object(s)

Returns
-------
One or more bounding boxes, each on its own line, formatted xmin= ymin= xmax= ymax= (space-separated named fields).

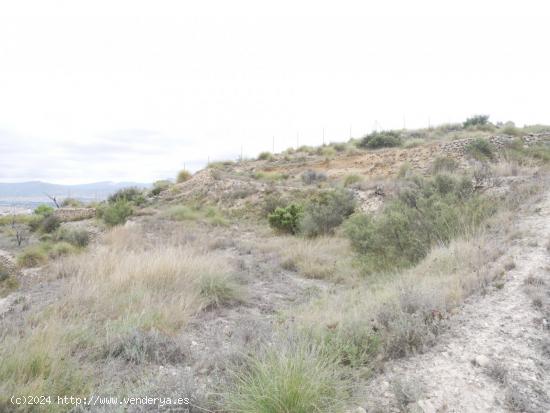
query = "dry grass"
xmin=0 ymin=225 xmax=241 ymax=405
xmin=260 ymin=235 xmax=360 ymax=282
xmin=289 ymin=234 xmax=502 ymax=367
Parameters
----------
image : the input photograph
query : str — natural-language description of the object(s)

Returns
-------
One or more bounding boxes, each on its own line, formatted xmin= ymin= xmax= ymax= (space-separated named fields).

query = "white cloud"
xmin=0 ymin=0 xmax=549 ymax=184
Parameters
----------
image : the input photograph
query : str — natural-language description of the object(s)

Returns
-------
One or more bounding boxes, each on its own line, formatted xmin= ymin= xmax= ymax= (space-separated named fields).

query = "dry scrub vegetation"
xmin=0 ymin=226 xmax=243 ymax=410
xmin=1 ymin=124 xmax=549 ymax=412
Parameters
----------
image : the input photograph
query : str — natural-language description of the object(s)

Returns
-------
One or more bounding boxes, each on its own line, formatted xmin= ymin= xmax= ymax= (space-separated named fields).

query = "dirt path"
xmin=362 ymin=193 xmax=550 ymax=413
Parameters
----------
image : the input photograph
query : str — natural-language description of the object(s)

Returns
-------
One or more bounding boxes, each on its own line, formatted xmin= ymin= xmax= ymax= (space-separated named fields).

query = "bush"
xmin=100 ymin=199 xmax=133 ymax=226
xmin=257 ymin=151 xmax=273 ymax=161
xmin=301 ymin=170 xmax=327 ymax=185
xmin=55 ymin=227 xmax=90 ymax=247
xmin=268 ymin=204 xmax=303 ymax=234
xmin=465 ymin=138 xmax=494 ymax=161
xmin=463 ymin=115 xmax=489 ymax=128
xmin=344 ymin=174 xmax=494 ymax=273
xmin=17 ymin=247 xmax=48 ymax=268
xmin=34 ymin=204 xmax=54 ymax=217
xmin=359 ymin=130 xmax=402 ymax=149
xmin=431 ymin=156 xmax=459 ymax=173
xmin=226 ymin=340 xmax=347 ymax=413
xmin=108 ymin=187 xmax=145 ymax=205
xmin=61 ymin=198 xmax=83 ymax=207
xmin=48 ymin=242 xmax=77 ymax=258
xmin=176 ymin=169 xmax=192 ymax=183
xmin=300 ymin=189 xmax=355 ymax=237
xmin=343 ymin=174 xmax=362 ymax=187
xmin=41 ymin=215 xmax=61 ymax=233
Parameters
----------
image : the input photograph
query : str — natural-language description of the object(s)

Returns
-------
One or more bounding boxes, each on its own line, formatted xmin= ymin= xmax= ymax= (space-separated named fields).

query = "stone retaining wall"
xmin=53 ymin=207 xmax=96 ymax=222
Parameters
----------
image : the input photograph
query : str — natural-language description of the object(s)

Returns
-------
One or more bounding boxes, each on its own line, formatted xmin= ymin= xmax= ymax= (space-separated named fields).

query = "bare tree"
xmin=45 ymin=193 xmax=60 ymax=208
xmin=10 ymin=213 xmax=26 ymax=247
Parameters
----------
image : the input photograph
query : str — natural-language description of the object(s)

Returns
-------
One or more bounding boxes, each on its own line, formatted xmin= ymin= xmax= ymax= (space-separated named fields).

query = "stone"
xmin=473 ymin=355 xmax=490 ymax=367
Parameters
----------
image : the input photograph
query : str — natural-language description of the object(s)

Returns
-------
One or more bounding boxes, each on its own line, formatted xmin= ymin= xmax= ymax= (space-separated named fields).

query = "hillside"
xmin=0 ymin=121 xmax=549 ymax=412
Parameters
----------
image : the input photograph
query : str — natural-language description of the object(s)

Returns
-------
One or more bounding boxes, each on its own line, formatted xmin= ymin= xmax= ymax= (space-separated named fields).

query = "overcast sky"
xmin=1 ymin=1 xmax=549 ymax=184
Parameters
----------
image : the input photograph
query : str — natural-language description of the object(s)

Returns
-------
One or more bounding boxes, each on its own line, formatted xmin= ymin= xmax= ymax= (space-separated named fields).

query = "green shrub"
xmin=176 ymin=169 xmax=192 ymax=183
xmin=100 ymin=199 xmax=133 ymax=226
xmin=226 ymin=340 xmax=347 ymax=413
xmin=17 ymin=247 xmax=48 ymax=268
xmin=268 ymin=204 xmax=303 ymax=234
xmin=55 ymin=227 xmax=90 ymax=247
xmin=108 ymin=187 xmax=145 ymax=205
xmin=300 ymin=189 xmax=355 ymax=237
xmin=465 ymin=138 xmax=494 ymax=160
xmin=61 ymin=198 xmax=83 ymax=207
xmin=40 ymin=215 xmax=61 ymax=233
xmin=34 ymin=204 xmax=54 ymax=217
xmin=463 ymin=115 xmax=489 ymax=128
xmin=359 ymin=130 xmax=402 ymax=149
xmin=257 ymin=151 xmax=273 ymax=161
xmin=165 ymin=205 xmax=200 ymax=221
xmin=344 ymin=174 xmax=494 ymax=273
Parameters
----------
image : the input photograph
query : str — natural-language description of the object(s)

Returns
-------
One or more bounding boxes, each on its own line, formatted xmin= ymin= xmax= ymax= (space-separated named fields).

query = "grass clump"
xmin=257 ymin=151 xmax=273 ymax=161
xmin=431 ymin=156 xmax=459 ymax=173
xmin=344 ymin=174 xmax=494 ymax=273
xmin=343 ymin=174 xmax=362 ymax=187
xmin=199 ymin=273 xmax=242 ymax=308
xmin=166 ymin=205 xmax=228 ymax=226
xmin=359 ymin=130 xmax=402 ymax=149
xmin=226 ymin=339 xmax=348 ymax=413
xmin=17 ymin=246 xmax=48 ymax=268
xmin=465 ymin=138 xmax=494 ymax=161
xmin=149 ymin=179 xmax=172 ymax=196
xmin=253 ymin=171 xmax=287 ymax=182
xmin=176 ymin=169 xmax=192 ymax=183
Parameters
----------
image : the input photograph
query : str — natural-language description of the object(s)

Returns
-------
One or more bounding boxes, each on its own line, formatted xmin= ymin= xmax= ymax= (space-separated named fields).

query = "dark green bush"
xmin=300 ymin=189 xmax=356 ymax=237
xmin=358 ymin=131 xmax=402 ymax=149
xmin=100 ymin=199 xmax=133 ymax=226
xmin=463 ymin=115 xmax=489 ymax=128
xmin=268 ymin=204 xmax=303 ymax=234
xmin=108 ymin=187 xmax=145 ymax=205
xmin=34 ymin=204 xmax=54 ymax=217
xmin=465 ymin=138 xmax=494 ymax=161
xmin=344 ymin=174 xmax=494 ymax=273
xmin=41 ymin=215 xmax=61 ymax=233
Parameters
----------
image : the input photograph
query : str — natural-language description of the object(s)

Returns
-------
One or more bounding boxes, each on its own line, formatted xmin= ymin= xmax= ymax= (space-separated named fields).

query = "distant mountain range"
xmin=0 ymin=181 xmax=151 ymax=201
